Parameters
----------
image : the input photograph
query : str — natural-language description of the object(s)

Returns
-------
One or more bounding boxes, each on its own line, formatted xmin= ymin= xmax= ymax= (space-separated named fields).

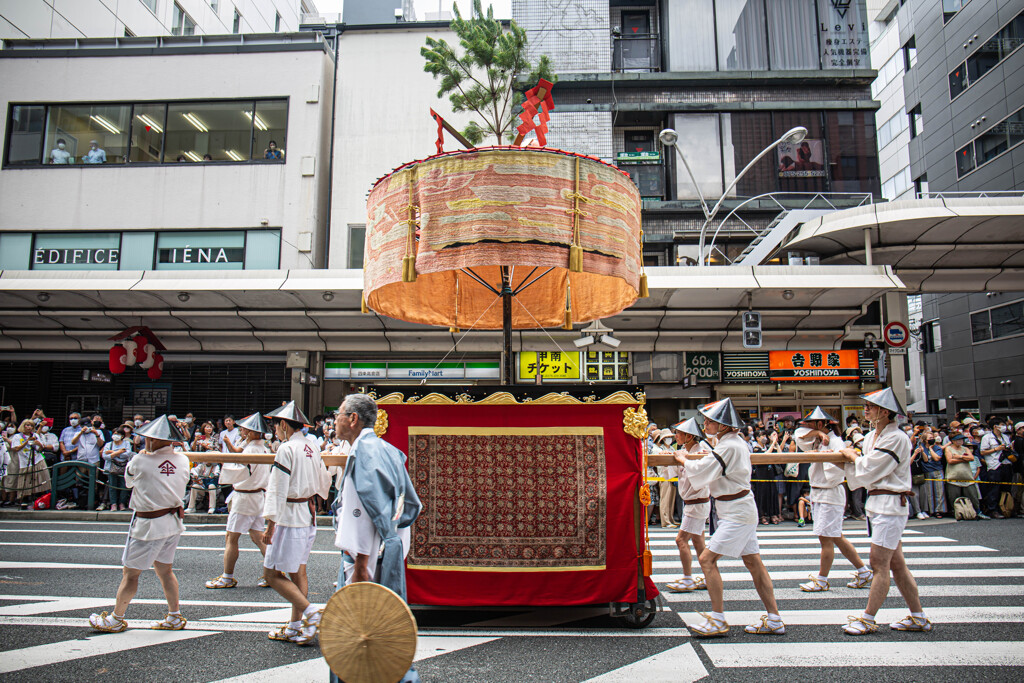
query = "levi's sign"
xmin=769 ymin=350 xmax=860 ymax=381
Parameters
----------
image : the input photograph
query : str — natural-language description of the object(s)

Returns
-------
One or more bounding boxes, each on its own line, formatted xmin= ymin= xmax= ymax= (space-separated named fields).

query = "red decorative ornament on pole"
xmin=108 ymin=326 xmax=166 ymax=380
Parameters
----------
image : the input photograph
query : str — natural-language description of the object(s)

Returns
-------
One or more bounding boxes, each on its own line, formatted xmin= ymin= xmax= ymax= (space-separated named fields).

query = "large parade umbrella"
xmin=362 ymin=146 xmax=646 ymax=382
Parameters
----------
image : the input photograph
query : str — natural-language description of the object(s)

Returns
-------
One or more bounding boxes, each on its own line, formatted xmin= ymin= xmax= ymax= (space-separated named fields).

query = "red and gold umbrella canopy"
xmin=363 ymin=146 xmax=645 ymax=329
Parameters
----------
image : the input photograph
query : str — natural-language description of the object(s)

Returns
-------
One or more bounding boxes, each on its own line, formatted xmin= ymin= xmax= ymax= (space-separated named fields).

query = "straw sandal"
xmin=890 ymin=615 xmax=933 ymax=632
xmin=89 ymin=611 xmax=128 ymax=633
xmin=744 ymin=615 xmax=786 ymax=635
xmin=292 ymin=609 xmax=324 ymax=646
xmin=689 ymin=612 xmax=729 ymax=637
xmin=268 ymin=623 xmax=300 ymax=642
xmin=843 ymin=615 xmax=879 ymax=635
xmin=205 ymin=575 xmax=238 ymax=589
xmin=667 ymin=578 xmax=697 ymax=593
xmin=151 ymin=613 xmax=187 ymax=630
xmin=799 ymin=575 xmax=830 ymax=592
xmin=847 ymin=570 xmax=873 ymax=589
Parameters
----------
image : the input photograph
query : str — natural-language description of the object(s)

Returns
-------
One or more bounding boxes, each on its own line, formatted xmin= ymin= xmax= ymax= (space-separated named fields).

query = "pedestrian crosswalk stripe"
xmin=651 ymin=567 xmax=1024 ymax=581
xmin=661 ymin=583 xmax=1024 ymax=602
xmin=651 ymin=535 xmax=957 ymax=546
xmin=652 ymin=554 xmax=1024 ymax=569
xmin=649 ymin=544 xmax=996 ymax=556
xmin=681 ymin=606 xmax=1024 ymax=626
xmin=0 ymin=561 xmax=123 ymax=570
xmin=582 ymin=643 xmax=708 ymax=682
xmin=0 ymin=597 xmax=113 ymax=616
xmin=701 ymin=641 xmax=1024 ymax=668
xmin=646 ymin=528 xmax=924 ymax=537
xmin=0 ymin=629 xmax=217 ymax=674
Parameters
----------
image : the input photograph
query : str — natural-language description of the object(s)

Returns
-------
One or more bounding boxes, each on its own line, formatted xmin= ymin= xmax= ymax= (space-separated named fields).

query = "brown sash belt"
xmin=234 ymin=488 xmax=266 ymax=494
xmin=713 ymin=490 xmax=750 ymax=502
xmin=287 ymin=495 xmax=316 ymax=517
xmin=684 ymin=497 xmax=710 ymax=505
xmin=135 ymin=506 xmax=184 ymax=519
xmin=868 ymin=488 xmax=915 ymax=506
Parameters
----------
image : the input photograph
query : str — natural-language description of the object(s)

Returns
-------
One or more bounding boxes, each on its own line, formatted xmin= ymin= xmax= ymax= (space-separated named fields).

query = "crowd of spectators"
xmin=0 ymin=406 xmax=347 ymax=512
xmin=646 ymin=412 xmax=1024 ymax=527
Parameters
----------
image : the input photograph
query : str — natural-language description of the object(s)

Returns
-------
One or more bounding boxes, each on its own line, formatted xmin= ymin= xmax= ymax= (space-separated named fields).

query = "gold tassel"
xmin=360 ymin=293 xmax=369 ymax=314
xmin=569 ymin=244 xmax=583 ymax=273
xmin=639 ymin=272 xmax=649 ymax=298
xmin=402 ymin=255 xmax=417 ymax=283
xmin=449 ymin=327 xmax=460 ymax=333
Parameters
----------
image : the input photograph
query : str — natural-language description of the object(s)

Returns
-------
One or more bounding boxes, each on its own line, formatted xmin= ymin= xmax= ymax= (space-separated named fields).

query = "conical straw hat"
xmin=265 ymin=400 xmax=310 ymax=426
xmin=134 ymin=415 xmax=186 ymax=442
xmin=321 ymin=582 xmax=417 ymax=683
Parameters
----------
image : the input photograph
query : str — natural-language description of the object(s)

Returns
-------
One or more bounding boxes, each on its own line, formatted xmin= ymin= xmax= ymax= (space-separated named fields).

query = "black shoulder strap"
xmin=273 ymin=461 xmax=291 ymax=475
xmin=710 ymin=449 xmax=727 ymax=476
xmin=876 ymin=447 xmax=900 ymax=464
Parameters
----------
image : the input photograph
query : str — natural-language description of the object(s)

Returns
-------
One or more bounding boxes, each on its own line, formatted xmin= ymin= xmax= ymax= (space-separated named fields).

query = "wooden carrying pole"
xmin=182 ymin=451 xmax=845 ymax=468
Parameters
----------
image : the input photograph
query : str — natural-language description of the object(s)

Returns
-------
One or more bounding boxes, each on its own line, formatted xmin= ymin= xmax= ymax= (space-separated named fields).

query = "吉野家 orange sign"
xmin=769 ymin=350 xmax=860 ymax=382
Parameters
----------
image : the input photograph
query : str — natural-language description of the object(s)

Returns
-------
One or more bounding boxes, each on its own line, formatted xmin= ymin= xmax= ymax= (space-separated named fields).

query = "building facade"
xmin=0 ymin=0 xmax=317 ymax=40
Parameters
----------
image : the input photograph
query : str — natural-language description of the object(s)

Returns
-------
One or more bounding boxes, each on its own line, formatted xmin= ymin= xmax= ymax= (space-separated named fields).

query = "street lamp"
xmin=660 ymin=125 xmax=808 ymax=265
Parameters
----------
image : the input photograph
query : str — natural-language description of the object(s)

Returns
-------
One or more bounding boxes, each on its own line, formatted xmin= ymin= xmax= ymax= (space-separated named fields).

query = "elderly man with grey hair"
xmin=330 ymin=393 xmax=422 ymax=683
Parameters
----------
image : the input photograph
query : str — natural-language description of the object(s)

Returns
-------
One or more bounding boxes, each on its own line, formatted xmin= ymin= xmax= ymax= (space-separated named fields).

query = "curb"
xmin=0 ymin=509 xmax=336 ymax=525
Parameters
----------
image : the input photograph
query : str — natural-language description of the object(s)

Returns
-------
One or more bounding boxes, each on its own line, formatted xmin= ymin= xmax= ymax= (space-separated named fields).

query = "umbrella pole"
xmin=501 ymin=266 xmax=513 ymax=385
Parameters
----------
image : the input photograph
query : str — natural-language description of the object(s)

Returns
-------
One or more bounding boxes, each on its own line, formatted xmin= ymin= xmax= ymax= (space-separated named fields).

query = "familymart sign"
xmin=324 ymin=361 xmax=500 ymax=381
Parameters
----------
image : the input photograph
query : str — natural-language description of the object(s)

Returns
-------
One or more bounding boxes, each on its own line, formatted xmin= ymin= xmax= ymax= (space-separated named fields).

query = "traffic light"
xmin=742 ymin=311 xmax=762 ymax=349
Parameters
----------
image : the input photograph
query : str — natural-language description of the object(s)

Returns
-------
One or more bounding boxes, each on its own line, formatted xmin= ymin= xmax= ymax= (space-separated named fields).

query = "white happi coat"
xmin=795 ymin=427 xmax=847 ymax=506
xmin=683 ymin=431 xmax=757 ymax=524
xmin=263 ymin=432 xmax=330 ymax=528
xmin=844 ymin=421 xmax=913 ymax=516
xmin=125 ymin=446 xmax=190 ymax=541
xmin=220 ymin=440 xmax=271 ymax=516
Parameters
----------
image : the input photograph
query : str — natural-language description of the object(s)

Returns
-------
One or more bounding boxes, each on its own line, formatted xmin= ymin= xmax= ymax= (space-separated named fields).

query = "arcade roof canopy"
xmin=783 ymin=197 xmax=1024 ymax=292
xmin=0 ymin=265 xmax=901 ymax=353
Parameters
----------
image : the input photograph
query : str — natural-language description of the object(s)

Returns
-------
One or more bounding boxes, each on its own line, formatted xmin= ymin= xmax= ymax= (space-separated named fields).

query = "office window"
xmin=233 ymin=9 xmax=241 ymax=33
xmin=903 ymin=37 xmax=917 ymax=70
xmin=275 ymin=12 xmax=281 ymax=32
xmin=949 ymin=10 xmax=1024 ymax=98
xmin=767 ymin=0 xmax=818 ymax=70
xmin=165 ymin=101 xmax=254 ymax=162
xmin=878 ymin=107 xmax=907 ymax=148
xmin=825 ymin=111 xmax=879 ymax=194
xmin=871 ymin=53 xmax=904 ymax=99
xmin=667 ymin=0 xmax=715 ymax=70
xmin=716 ymin=0 xmax=768 ymax=70
xmin=1008 ymin=110 xmax=1024 ymax=148
xmin=949 ymin=62 xmax=968 ymax=98
xmin=5 ymin=105 xmax=45 ymax=166
xmin=991 ymin=301 xmax=1024 ymax=340
xmin=967 ymin=38 xmax=1001 ymax=83
xmin=672 ymin=113 xmax=722 ymax=199
xmin=348 ymin=225 xmax=366 ymax=269
xmin=921 ymin=320 xmax=942 ymax=352
xmin=721 ymin=112 xmax=774 ymax=196
xmin=172 ymin=3 xmax=196 ymax=36
xmin=970 ymin=310 xmax=990 ymax=342
xmin=251 ymin=100 xmax=287 ymax=160
xmin=909 ymin=105 xmax=923 ymax=139
xmin=141 ymin=0 xmax=158 ymax=12
xmin=210 ymin=0 xmax=219 ymax=12
xmin=956 ymin=142 xmax=976 ymax=177
xmin=129 ymin=103 xmax=167 ymax=163
xmin=943 ymin=0 xmax=970 ymax=24
xmin=914 ymin=174 xmax=929 ymax=197
xmin=44 ymin=104 xmax=130 ymax=164
xmin=124 ymin=26 xmax=136 ymax=37
xmin=776 ymin=111 xmax=826 ymax=193
xmin=976 ymin=122 xmax=1009 ymax=164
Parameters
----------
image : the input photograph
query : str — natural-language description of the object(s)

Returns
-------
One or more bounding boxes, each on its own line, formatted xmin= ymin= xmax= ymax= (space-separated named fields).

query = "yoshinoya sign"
xmin=722 ymin=352 xmax=770 ymax=383
xmin=769 ymin=350 xmax=860 ymax=381
xmin=34 ymin=247 xmax=120 ymax=266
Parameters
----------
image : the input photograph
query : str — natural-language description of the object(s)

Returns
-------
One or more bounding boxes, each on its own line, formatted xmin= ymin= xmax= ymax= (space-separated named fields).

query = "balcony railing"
xmin=612 ymin=33 xmax=661 ymax=73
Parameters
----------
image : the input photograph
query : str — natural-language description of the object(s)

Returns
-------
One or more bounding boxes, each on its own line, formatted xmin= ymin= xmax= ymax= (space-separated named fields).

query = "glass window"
xmin=142 ymin=0 xmax=158 ymax=13
xmin=721 ymin=112 xmax=774 ymax=196
xmin=252 ymin=100 xmax=287 ymax=161
xmin=824 ymin=111 xmax=879 ymax=194
xmin=776 ymin=111 xmax=827 ymax=193
xmin=129 ymin=103 xmax=166 ymax=163
xmin=991 ymin=302 xmax=1024 ymax=340
xmin=6 ymin=105 xmax=45 ymax=166
xmin=903 ymin=37 xmax=917 ymax=70
xmin=164 ymin=101 xmax=253 ymax=163
xmin=1008 ymin=109 xmax=1024 ymax=148
xmin=967 ymin=38 xmax=1001 ymax=83
xmin=210 ymin=0 xmax=219 ymax=12
xmin=716 ymin=0 xmax=768 ymax=70
xmin=956 ymin=142 xmax=976 ymax=177
xmin=44 ymin=104 xmax=130 ymax=164
xmin=32 ymin=232 xmax=121 ymax=270
xmin=976 ymin=122 xmax=1009 ymax=164
xmin=348 ymin=225 xmax=366 ymax=269
xmin=244 ymin=229 xmax=281 ymax=269
xmin=155 ymin=230 xmax=245 ymax=270
xmin=172 ymin=2 xmax=196 ymax=36
xmin=915 ymin=174 xmax=929 ymax=197
xmin=275 ymin=12 xmax=281 ymax=32
xmin=672 ymin=113 xmax=722 ymax=199
xmin=909 ymin=105 xmax=924 ymax=139
xmin=943 ymin=0 xmax=969 ymax=23
xmin=971 ymin=310 xmax=990 ymax=342
xmin=767 ymin=0 xmax=819 ymax=70
xmin=667 ymin=0 xmax=715 ymax=70
xmin=233 ymin=9 xmax=241 ymax=33
xmin=949 ymin=62 xmax=968 ymax=98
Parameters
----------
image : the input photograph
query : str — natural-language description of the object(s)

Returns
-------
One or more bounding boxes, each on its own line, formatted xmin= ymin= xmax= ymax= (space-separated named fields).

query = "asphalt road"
xmin=1 ymin=514 xmax=1022 ymax=682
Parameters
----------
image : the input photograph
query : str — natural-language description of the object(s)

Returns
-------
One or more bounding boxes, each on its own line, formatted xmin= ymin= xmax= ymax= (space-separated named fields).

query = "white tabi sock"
xmin=710 ymin=611 xmax=725 ymax=622
xmin=861 ymin=612 xmax=875 ymax=622
xmin=683 ymin=575 xmax=692 ymax=581
xmin=816 ymin=575 xmax=829 ymax=582
xmin=168 ymin=611 xmax=181 ymax=616
xmin=222 ymin=574 xmax=233 ymax=579
xmin=911 ymin=611 xmax=927 ymax=618
xmin=288 ymin=620 xmax=301 ymax=629
xmin=767 ymin=613 xmax=782 ymax=624
xmin=303 ymin=604 xmax=318 ymax=618
xmin=857 ymin=566 xmax=871 ymax=575
xmin=113 ymin=613 xmax=125 ymax=621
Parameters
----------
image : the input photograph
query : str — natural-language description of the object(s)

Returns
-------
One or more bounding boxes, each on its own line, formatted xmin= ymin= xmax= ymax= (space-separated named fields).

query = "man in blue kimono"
xmin=330 ymin=393 xmax=421 ymax=683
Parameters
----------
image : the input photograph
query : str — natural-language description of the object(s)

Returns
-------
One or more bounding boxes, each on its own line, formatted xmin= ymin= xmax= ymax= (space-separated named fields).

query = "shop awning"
xmin=783 ymin=197 xmax=1024 ymax=292
xmin=0 ymin=265 xmax=903 ymax=353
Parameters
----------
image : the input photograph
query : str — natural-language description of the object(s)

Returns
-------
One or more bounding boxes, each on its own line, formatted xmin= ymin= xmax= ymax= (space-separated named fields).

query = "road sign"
xmin=887 ymin=346 xmax=907 ymax=355
xmin=883 ymin=321 xmax=909 ymax=347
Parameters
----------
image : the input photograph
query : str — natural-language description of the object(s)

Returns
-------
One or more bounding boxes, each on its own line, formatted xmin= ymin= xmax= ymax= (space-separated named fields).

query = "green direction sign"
xmin=683 ymin=351 xmax=721 ymax=383
xmin=615 ymin=151 xmax=661 ymax=163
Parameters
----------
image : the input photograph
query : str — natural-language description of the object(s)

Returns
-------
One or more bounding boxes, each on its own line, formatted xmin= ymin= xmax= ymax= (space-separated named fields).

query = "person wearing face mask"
xmin=49 ymin=138 xmax=72 ymax=164
xmin=35 ymin=421 xmax=59 ymax=467
xmin=103 ymin=428 xmax=133 ymax=511
xmin=219 ymin=416 xmax=243 ymax=455
xmin=10 ymin=419 xmax=51 ymax=508
xmin=60 ymin=413 xmax=82 ymax=462
xmin=83 ymin=139 xmax=106 ymax=164
xmin=1 ymin=423 xmax=20 ymax=507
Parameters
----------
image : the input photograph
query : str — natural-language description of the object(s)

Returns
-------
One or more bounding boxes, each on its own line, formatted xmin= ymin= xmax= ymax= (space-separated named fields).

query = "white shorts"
xmin=867 ymin=512 xmax=907 ymax=550
xmin=680 ymin=504 xmax=710 ymax=536
xmin=226 ymin=511 xmax=265 ymax=534
xmin=122 ymin=533 xmax=180 ymax=570
xmin=708 ymin=519 xmax=760 ymax=558
xmin=263 ymin=525 xmax=316 ymax=574
xmin=811 ymin=502 xmax=845 ymax=538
